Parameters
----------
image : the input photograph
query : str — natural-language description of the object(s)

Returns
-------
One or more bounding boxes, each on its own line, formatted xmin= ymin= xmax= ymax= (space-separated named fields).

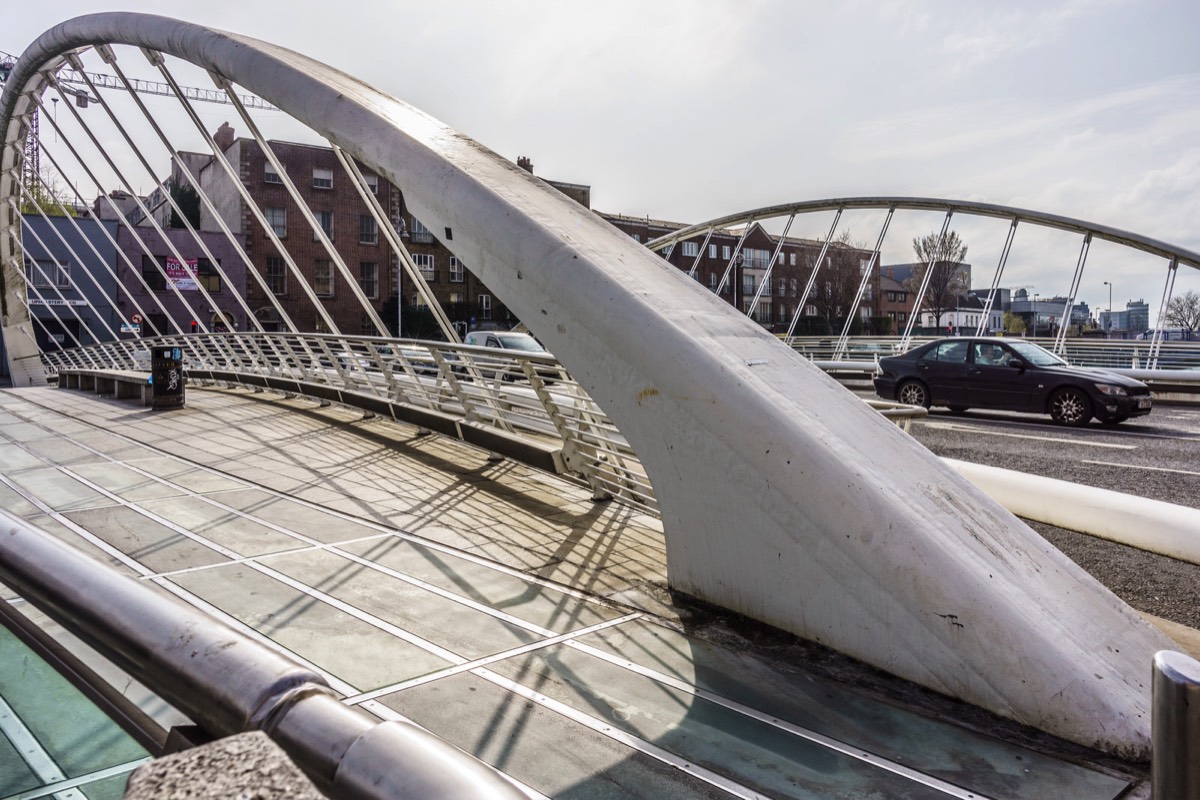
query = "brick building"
xmin=196 ymin=125 xmax=510 ymax=337
xmin=598 ymin=214 xmax=881 ymax=334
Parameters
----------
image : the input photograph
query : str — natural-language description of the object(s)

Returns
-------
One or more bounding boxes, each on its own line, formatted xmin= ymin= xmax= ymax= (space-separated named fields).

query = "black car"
xmin=873 ymin=338 xmax=1153 ymax=426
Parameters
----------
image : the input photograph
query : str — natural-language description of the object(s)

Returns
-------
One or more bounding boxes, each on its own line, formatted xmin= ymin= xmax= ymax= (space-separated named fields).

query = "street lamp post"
xmin=1103 ymin=281 xmax=1112 ymax=334
xmin=1032 ymin=293 xmax=1039 ymax=338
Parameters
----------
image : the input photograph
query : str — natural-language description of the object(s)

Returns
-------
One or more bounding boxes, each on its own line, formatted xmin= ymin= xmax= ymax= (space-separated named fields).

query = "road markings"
xmin=920 ymin=421 xmax=1137 ymax=449
xmin=1082 ymin=460 xmax=1200 ymax=477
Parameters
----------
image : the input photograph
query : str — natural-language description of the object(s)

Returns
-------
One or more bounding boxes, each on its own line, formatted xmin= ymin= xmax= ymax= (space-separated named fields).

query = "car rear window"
xmin=930 ymin=341 xmax=968 ymax=363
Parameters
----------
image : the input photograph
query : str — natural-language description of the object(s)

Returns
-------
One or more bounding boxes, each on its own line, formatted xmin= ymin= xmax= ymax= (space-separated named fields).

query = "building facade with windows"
xmin=19 ymin=215 xmax=120 ymax=352
xmin=196 ymin=126 xmax=504 ymax=338
xmin=598 ymin=214 xmax=881 ymax=334
xmin=114 ymin=225 xmax=247 ymax=336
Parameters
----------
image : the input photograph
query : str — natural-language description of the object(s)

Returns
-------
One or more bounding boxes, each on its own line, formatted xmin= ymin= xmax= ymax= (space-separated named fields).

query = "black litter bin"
xmin=151 ymin=346 xmax=185 ymax=409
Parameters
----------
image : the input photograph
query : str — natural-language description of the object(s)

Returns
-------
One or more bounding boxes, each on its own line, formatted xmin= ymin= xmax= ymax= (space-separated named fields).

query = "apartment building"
xmin=599 ymin=214 xmax=882 ymax=334
xmin=195 ymin=125 xmax=506 ymax=337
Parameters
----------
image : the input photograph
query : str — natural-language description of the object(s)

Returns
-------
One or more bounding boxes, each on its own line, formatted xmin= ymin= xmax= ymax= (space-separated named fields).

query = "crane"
xmin=1 ymin=48 xmax=274 ymax=191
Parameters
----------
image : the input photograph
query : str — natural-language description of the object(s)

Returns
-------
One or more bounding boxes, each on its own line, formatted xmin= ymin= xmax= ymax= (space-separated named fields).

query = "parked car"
xmin=873 ymin=338 xmax=1153 ymax=426
xmin=463 ymin=330 xmax=548 ymax=353
xmin=461 ymin=331 xmax=558 ymax=382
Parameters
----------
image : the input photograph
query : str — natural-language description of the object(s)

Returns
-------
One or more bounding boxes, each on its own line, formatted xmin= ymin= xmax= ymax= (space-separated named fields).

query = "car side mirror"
xmin=1009 ymin=358 xmax=1026 ymax=370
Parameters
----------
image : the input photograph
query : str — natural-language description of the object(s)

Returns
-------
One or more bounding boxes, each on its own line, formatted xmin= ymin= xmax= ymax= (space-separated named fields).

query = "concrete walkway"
xmin=0 ymin=385 xmax=1157 ymax=799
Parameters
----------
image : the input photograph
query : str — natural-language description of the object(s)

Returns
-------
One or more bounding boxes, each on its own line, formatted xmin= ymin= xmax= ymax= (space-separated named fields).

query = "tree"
xmin=1164 ymin=290 xmax=1200 ymax=331
xmin=169 ymin=182 xmax=201 ymax=229
xmin=1004 ymin=311 xmax=1026 ymax=336
xmin=908 ymin=230 xmax=968 ymax=332
xmin=808 ymin=230 xmax=866 ymax=333
xmin=19 ymin=171 xmax=78 ymax=217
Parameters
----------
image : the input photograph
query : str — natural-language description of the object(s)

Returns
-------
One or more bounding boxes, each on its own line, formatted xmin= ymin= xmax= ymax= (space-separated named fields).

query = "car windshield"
xmin=496 ymin=334 xmax=546 ymax=353
xmin=1006 ymin=340 xmax=1067 ymax=367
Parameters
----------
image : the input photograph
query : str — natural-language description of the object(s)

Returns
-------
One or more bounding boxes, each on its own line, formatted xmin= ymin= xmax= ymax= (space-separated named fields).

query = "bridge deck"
xmin=0 ymin=386 xmax=1142 ymax=799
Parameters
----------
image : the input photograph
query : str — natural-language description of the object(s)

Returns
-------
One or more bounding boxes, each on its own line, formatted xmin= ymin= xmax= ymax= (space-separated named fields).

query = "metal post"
xmin=1153 ymin=650 xmax=1200 ymax=799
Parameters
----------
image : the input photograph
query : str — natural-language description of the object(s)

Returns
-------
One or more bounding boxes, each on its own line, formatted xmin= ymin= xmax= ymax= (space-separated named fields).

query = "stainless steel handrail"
xmin=1152 ymin=650 xmax=1200 ymax=799
xmin=0 ymin=509 xmax=526 ymax=799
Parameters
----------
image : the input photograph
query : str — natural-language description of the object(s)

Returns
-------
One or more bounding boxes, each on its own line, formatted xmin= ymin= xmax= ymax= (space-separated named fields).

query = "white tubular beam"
xmin=946 ymin=459 xmax=1200 ymax=567
xmin=0 ymin=13 xmax=1176 ymax=757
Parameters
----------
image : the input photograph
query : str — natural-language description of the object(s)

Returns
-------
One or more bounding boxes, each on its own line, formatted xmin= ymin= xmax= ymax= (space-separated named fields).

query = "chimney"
xmin=517 ymin=156 xmax=534 ymax=174
xmin=213 ymin=122 xmax=235 ymax=151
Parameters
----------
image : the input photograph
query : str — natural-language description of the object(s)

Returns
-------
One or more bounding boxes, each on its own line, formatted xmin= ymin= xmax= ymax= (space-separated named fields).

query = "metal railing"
xmin=44 ymin=332 xmax=929 ymax=512
xmin=0 ymin=509 xmax=527 ymax=799
xmin=786 ymin=336 xmax=1200 ymax=390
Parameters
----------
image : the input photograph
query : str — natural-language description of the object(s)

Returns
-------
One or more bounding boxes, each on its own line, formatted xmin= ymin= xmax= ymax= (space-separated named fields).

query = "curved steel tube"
xmin=645 ymin=196 xmax=1200 ymax=271
xmin=0 ymin=509 xmax=526 ymax=799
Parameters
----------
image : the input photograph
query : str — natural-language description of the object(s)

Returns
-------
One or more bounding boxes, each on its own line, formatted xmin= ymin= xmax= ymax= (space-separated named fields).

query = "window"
xmin=140 ymin=255 xmax=166 ymax=291
xmin=266 ymin=207 xmax=286 ymax=237
xmin=359 ymin=215 xmax=378 ymax=245
xmin=630 ymin=233 xmax=641 ymax=243
xmin=722 ymin=245 xmax=731 ymax=260
xmin=264 ymin=163 xmax=282 ymax=184
xmin=479 ymin=293 xmax=492 ymax=320
xmin=410 ymin=217 xmax=432 ymax=243
xmin=899 ymin=292 xmax=907 ymax=303
xmin=790 ymin=278 xmax=798 ymax=295
xmin=778 ymin=278 xmax=787 ymax=297
xmin=312 ymin=168 xmax=333 ymax=189
xmin=266 ymin=257 xmax=286 ymax=295
xmin=708 ymin=244 xmax=717 ymax=259
xmin=314 ymin=260 xmax=333 ymax=298
xmin=361 ymin=314 xmax=375 ymax=335
xmin=682 ymin=241 xmax=699 ymax=257
xmin=742 ymin=275 xmax=756 ymax=295
xmin=449 ymin=291 xmax=465 ymax=306
xmin=932 ymin=340 xmax=969 ymax=363
xmin=887 ymin=291 xmax=896 ymax=302
xmin=359 ymin=262 xmax=378 ymax=299
xmin=413 ymin=253 xmax=435 ymax=280
xmin=196 ymin=258 xmax=221 ymax=292
xmin=314 ymin=210 xmax=334 ymax=241
xmin=412 ymin=292 xmax=428 ymax=310
xmin=449 ymin=257 xmax=464 ymax=283
xmin=27 ymin=258 xmax=70 ymax=288
xmin=363 ymin=173 xmax=379 ymax=194
xmin=709 ymin=272 xmax=717 ymax=290
xmin=789 ymin=253 xmax=796 ymax=266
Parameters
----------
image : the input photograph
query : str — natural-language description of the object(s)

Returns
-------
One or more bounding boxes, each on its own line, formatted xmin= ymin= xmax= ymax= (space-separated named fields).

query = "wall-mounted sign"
xmin=165 ymin=257 xmax=199 ymax=291
xmin=28 ymin=298 xmax=90 ymax=306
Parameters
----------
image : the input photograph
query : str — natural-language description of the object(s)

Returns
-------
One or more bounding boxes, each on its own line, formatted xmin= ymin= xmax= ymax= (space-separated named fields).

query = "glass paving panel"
xmin=0 ymin=624 xmax=148 ymax=799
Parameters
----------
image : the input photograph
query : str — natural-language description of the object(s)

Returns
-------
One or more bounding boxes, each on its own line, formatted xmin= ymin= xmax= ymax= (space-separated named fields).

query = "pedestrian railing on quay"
xmin=43 ymin=332 xmax=931 ymax=514
xmin=789 ymin=336 xmax=1200 ymax=396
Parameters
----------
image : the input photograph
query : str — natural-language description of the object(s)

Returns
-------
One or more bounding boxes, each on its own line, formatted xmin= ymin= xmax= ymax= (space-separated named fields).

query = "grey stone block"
xmin=123 ymin=731 xmax=323 ymax=799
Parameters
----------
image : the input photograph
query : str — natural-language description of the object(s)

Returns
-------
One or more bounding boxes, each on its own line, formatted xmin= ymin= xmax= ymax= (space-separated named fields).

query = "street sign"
xmin=120 ymin=323 xmax=141 ymax=334
xmin=131 ymin=314 xmax=143 ymax=324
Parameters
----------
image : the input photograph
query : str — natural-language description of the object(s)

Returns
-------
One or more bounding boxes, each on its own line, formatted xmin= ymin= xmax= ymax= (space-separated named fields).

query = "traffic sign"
xmin=131 ymin=314 xmax=143 ymax=324
xmin=120 ymin=323 xmax=141 ymax=334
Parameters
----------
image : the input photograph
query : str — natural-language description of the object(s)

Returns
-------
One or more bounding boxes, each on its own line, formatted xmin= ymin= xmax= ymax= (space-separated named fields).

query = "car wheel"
xmin=1049 ymin=387 xmax=1092 ymax=426
xmin=897 ymin=379 xmax=930 ymax=408
xmin=948 ymin=405 xmax=969 ymax=414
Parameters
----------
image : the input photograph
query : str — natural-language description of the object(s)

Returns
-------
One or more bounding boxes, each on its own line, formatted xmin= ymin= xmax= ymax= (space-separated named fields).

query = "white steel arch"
xmin=0 ymin=14 xmax=1176 ymax=757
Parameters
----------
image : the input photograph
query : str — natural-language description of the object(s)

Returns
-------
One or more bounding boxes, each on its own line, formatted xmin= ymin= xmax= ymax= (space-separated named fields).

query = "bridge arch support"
xmin=0 ymin=13 xmax=1175 ymax=756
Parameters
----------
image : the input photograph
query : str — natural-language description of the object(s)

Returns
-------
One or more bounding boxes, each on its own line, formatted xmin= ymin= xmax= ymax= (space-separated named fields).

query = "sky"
xmin=8 ymin=0 xmax=1200 ymax=324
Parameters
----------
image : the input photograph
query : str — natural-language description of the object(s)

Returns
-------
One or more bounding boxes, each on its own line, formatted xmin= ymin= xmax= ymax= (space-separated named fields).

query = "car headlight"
xmin=1094 ymin=383 xmax=1128 ymax=396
